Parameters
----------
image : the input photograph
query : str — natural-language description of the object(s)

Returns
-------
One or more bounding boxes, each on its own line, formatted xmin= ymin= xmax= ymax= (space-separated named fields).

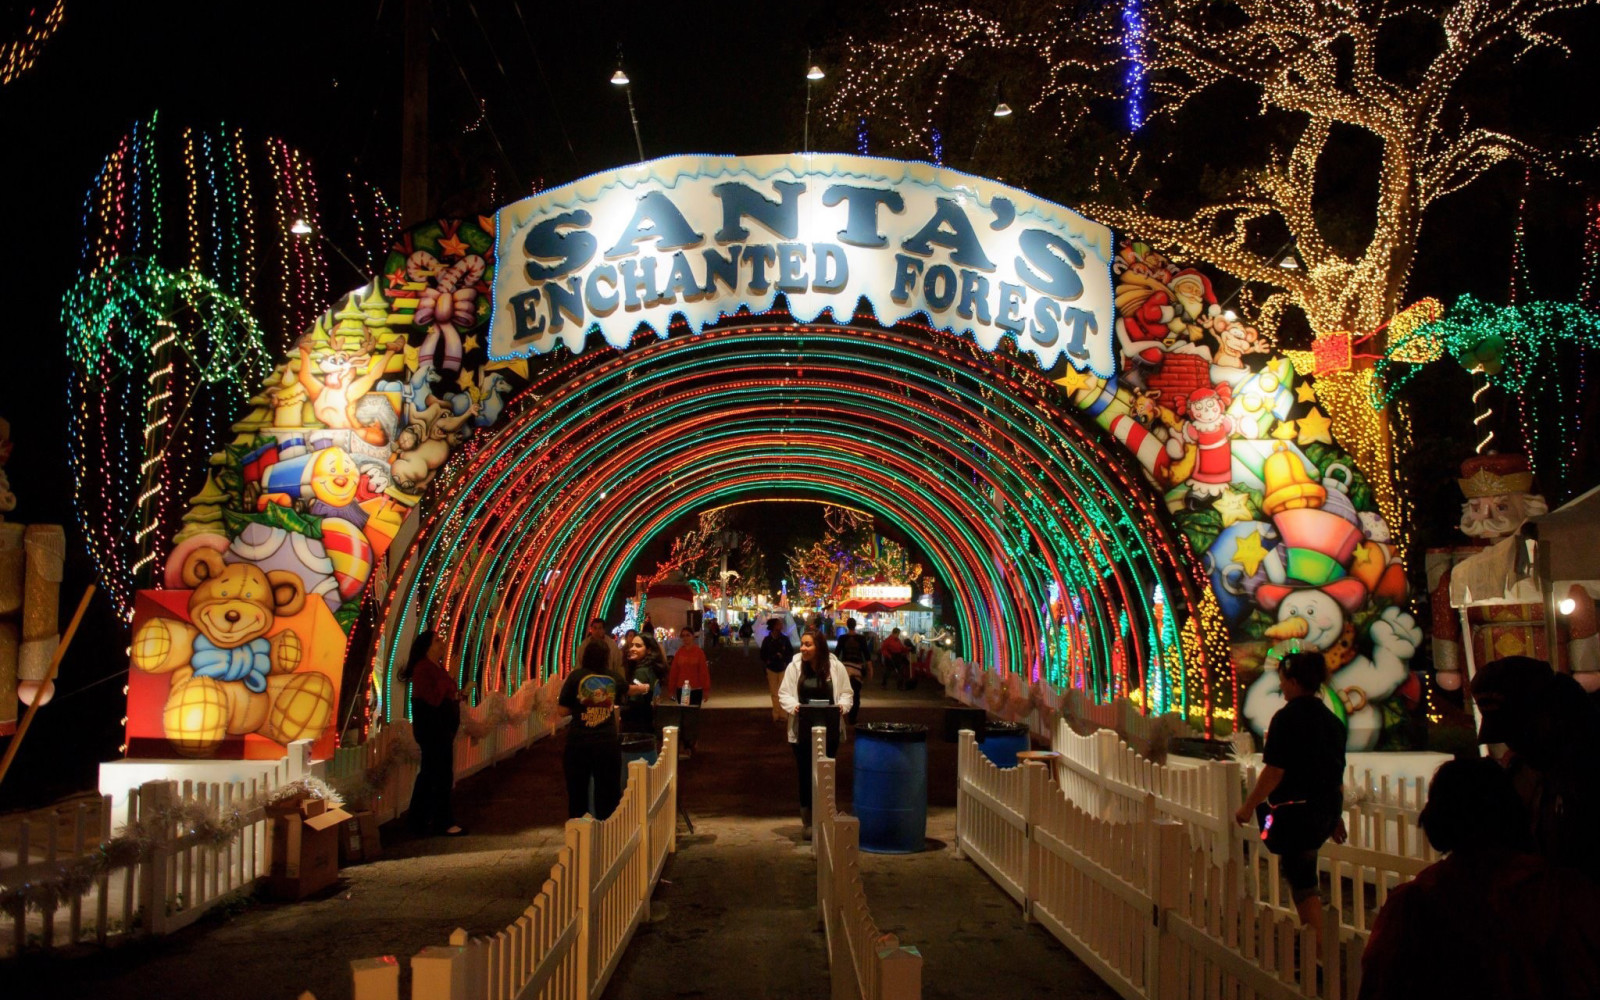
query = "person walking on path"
xmin=556 ymin=638 xmax=625 ymax=820
xmin=404 ymin=629 xmax=467 ymax=836
xmin=778 ymin=628 xmax=853 ymax=840
xmin=586 ymin=617 xmax=623 ymax=676
xmin=738 ymin=617 xmax=754 ymax=649
xmin=1234 ymin=649 xmax=1346 ymax=952
xmin=880 ymin=627 xmax=911 ymax=689
xmin=621 ymin=631 xmax=665 ymax=735
xmin=667 ymin=627 xmax=711 ymax=706
xmin=834 ymin=617 xmax=872 ymax=735
xmin=760 ymin=617 xmax=794 ymax=723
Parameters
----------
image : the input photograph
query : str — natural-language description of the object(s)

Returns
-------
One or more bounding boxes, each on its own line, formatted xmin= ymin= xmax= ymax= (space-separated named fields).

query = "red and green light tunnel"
xmin=370 ymin=319 xmax=1231 ymax=733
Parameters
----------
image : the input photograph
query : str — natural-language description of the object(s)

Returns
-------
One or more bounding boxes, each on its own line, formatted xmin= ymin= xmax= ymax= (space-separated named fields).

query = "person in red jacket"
xmin=667 ymin=628 xmax=711 ymax=706
xmin=880 ymin=628 xmax=911 ymax=689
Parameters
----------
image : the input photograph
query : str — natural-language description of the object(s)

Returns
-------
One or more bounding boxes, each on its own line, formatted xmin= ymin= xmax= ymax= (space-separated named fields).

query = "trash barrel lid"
xmin=858 ymin=722 xmax=928 ymax=742
xmin=980 ymin=721 xmax=1029 ymax=738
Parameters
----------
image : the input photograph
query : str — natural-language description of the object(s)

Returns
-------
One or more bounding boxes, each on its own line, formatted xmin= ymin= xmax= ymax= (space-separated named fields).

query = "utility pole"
xmin=401 ymin=0 xmax=430 ymax=224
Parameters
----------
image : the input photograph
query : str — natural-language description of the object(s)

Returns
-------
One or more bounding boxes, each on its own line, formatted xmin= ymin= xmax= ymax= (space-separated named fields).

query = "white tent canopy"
xmin=1449 ymin=482 xmax=1600 ymax=609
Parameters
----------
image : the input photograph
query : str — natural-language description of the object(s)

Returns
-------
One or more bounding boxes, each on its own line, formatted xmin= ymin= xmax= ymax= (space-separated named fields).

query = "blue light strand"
xmin=856 ymin=117 xmax=869 ymax=156
xmin=1122 ymin=0 xmax=1146 ymax=131
xmin=931 ymin=128 xmax=943 ymax=166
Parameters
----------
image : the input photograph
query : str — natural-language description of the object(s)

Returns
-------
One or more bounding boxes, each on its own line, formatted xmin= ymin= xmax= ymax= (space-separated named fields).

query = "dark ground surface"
xmin=5 ymin=645 xmax=1116 ymax=999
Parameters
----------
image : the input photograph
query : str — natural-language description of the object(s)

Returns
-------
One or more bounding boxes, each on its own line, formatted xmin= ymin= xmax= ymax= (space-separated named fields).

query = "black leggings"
xmin=846 ymin=672 xmax=863 ymax=725
xmin=409 ymin=734 xmax=457 ymax=833
xmin=564 ymin=741 xmax=623 ymax=820
xmin=792 ymin=731 xmax=840 ymax=808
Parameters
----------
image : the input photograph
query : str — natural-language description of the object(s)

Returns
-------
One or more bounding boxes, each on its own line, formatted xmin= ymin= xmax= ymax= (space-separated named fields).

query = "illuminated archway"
xmin=374 ymin=319 xmax=1215 ymax=728
xmin=119 ymin=152 xmax=1419 ymax=760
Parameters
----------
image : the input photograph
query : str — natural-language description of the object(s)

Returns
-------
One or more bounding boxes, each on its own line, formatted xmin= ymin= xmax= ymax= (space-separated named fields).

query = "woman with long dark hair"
xmin=557 ymin=637 xmax=626 ymax=819
xmin=403 ymin=629 xmax=466 ymax=836
xmin=620 ymin=631 xmax=665 ymax=735
xmin=777 ymin=628 xmax=853 ymax=840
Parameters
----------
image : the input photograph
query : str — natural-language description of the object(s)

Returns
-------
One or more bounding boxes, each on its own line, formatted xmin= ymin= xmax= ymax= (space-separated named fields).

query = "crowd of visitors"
xmin=400 ymin=607 xmax=918 ymax=835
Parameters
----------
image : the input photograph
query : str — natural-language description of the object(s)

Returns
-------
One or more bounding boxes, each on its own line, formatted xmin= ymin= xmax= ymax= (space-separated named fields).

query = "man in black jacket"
xmin=760 ymin=618 xmax=794 ymax=724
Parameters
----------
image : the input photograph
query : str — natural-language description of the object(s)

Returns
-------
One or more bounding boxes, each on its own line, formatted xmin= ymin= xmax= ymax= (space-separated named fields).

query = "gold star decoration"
xmin=1295 ymin=381 xmax=1318 ymax=404
xmin=1296 ymin=407 xmax=1334 ymax=446
xmin=1351 ymin=541 xmax=1382 ymax=573
xmin=404 ymin=344 xmax=421 ymax=371
xmin=1232 ymin=529 xmax=1270 ymax=577
xmin=1271 ymin=419 xmax=1298 ymax=441
xmin=1213 ymin=487 xmax=1256 ymax=528
xmin=1054 ymin=366 xmax=1096 ymax=394
xmin=456 ymin=368 xmax=478 ymax=393
xmin=438 ymin=233 xmax=470 ymax=258
xmin=463 ymin=334 xmax=480 ymax=353
xmin=485 ymin=357 xmax=530 ymax=378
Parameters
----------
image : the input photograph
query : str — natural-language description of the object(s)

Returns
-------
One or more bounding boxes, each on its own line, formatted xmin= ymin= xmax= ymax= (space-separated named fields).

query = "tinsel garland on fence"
xmin=332 ymin=727 xmax=422 ymax=811
xmin=1 ymin=678 xmax=558 ymax=918
xmin=458 ymin=679 xmax=548 ymax=741
xmin=0 ymin=776 xmax=344 ymax=917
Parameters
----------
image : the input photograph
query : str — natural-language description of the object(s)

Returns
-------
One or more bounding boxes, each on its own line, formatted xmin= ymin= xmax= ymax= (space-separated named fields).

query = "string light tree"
xmin=823 ymin=0 xmax=1596 ymax=341
xmin=62 ymin=114 xmax=401 ymax=620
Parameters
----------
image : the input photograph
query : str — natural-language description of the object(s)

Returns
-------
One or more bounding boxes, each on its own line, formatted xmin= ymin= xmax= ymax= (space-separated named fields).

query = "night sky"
xmin=1 ymin=0 xmax=1595 ymax=807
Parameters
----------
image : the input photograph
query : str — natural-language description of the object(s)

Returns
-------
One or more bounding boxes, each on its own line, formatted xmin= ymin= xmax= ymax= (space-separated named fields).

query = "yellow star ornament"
xmin=1297 ymin=407 xmax=1335 ymax=446
xmin=1213 ymin=488 xmax=1256 ymax=527
xmin=1271 ymin=419 xmax=1298 ymax=441
xmin=438 ymin=233 xmax=470 ymax=258
xmin=1232 ymin=529 xmax=1270 ymax=577
xmin=1054 ymin=365 xmax=1096 ymax=395
xmin=1295 ymin=381 xmax=1318 ymax=404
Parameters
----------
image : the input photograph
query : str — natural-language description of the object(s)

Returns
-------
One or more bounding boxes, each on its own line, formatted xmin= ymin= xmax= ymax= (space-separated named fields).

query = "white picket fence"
xmin=1048 ymin=718 xmax=1433 ymax=936
xmin=811 ymin=727 xmax=922 ymax=1000
xmin=0 ymin=743 xmax=313 ymax=956
xmin=956 ymin=731 xmax=1369 ymax=999
xmin=344 ymin=727 xmax=680 ymax=1000
xmin=0 ymin=698 xmax=558 ymax=957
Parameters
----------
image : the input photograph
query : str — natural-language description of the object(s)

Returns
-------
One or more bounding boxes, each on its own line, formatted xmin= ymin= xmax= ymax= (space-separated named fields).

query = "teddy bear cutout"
xmin=132 ymin=548 xmax=334 ymax=755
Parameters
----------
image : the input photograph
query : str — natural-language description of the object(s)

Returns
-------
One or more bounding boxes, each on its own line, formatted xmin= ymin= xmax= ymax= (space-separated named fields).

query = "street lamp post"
xmin=611 ymin=68 xmax=645 ymax=163
xmin=804 ymin=61 xmax=825 ymax=154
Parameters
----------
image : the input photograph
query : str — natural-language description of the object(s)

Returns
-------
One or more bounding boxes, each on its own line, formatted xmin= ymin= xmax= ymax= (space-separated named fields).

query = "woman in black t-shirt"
xmin=1236 ymin=649 xmax=1347 ymax=950
xmin=557 ymin=639 xmax=624 ymax=819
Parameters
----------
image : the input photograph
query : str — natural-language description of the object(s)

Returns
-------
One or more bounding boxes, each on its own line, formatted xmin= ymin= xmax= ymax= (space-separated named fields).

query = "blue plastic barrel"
xmin=978 ymin=722 xmax=1030 ymax=769
xmin=853 ymin=723 xmax=928 ymax=854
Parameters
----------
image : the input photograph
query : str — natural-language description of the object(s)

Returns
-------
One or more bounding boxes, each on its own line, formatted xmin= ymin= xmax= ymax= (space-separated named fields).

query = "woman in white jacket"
xmin=778 ymin=628 xmax=854 ymax=840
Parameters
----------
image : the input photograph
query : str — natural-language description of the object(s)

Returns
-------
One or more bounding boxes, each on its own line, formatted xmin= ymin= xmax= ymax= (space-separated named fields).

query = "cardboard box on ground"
xmin=267 ymin=792 xmax=352 ymax=900
xmin=338 ymin=810 xmax=382 ymax=865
